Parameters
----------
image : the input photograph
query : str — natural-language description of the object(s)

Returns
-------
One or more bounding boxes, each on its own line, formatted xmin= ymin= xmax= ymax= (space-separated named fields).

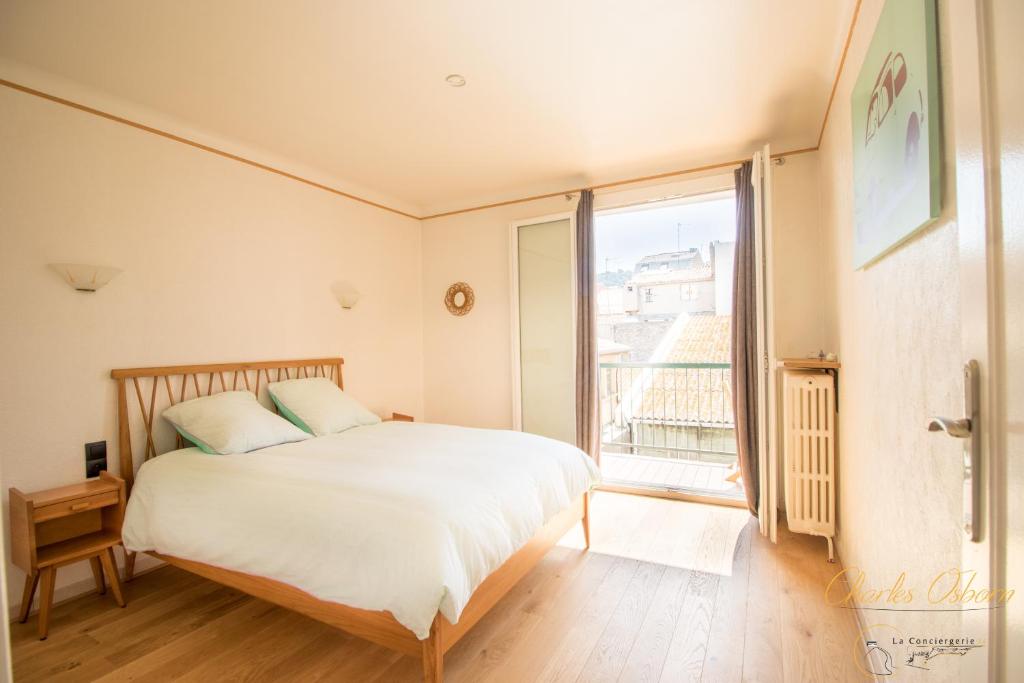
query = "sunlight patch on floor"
xmin=557 ymin=491 xmax=749 ymax=576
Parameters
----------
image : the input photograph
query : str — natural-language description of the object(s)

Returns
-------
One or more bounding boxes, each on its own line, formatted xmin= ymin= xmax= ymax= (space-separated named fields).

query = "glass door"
xmin=594 ymin=192 xmax=744 ymax=503
xmin=511 ymin=217 xmax=576 ymax=444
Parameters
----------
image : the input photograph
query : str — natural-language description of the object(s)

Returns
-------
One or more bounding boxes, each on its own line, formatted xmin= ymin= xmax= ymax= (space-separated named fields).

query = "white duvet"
xmin=122 ymin=421 xmax=600 ymax=638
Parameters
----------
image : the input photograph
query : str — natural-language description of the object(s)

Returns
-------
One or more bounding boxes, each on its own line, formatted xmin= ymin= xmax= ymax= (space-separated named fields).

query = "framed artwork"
xmin=851 ymin=0 xmax=940 ymax=269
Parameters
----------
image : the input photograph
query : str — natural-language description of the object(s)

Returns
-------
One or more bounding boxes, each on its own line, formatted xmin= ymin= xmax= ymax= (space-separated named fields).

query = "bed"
xmin=111 ymin=358 xmax=598 ymax=682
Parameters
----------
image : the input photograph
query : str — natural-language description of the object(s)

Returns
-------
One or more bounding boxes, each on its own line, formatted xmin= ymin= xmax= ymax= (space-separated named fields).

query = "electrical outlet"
xmin=85 ymin=440 xmax=107 ymax=478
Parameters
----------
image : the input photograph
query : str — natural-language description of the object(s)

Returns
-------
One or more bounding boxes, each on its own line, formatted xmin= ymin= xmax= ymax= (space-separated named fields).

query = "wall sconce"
xmin=48 ymin=263 xmax=122 ymax=292
xmin=332 ymin=281 xmax=361 ymax=309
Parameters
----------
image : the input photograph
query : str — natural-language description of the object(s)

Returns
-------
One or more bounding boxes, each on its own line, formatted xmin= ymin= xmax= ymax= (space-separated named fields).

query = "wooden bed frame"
xmin=111 ymin=357 xmax=590 ymax=682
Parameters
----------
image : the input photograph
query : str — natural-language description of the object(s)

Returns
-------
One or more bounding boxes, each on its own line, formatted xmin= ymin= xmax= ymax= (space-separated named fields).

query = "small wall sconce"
xmin=48 ymin=263 xmax=122 ymax=292
xmin=332 ymin=281 xmax=361 ymax=309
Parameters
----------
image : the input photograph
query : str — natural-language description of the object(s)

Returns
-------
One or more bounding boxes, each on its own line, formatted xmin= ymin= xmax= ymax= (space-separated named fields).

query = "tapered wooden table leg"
xmin=100 ymin=548 xmax=126 ymax=607
xmin=90 ymin=556 xmax=106 ymax=595
xmin=37 ymin=567 xmax=55 ymax=640
xmin=18 ymin=571 xmax=38 ymax=623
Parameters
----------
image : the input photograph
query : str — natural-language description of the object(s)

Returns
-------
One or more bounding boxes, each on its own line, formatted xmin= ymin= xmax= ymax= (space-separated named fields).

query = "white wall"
xmin=818 ymin=0 xmax=965 ymax=673
xmin=634 ymin=279 xmax=714 ymax=316
xmin=423 ymin=165 xmax=827 ymax=428
xmin=991 ymin=0 xmax=1024 ymax=674
xmin=0 ymin=86 xmax=424 ymax=609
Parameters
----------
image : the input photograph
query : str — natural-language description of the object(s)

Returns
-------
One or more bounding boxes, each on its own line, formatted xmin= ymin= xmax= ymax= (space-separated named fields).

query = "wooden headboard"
xmin=110 ymin=358 xmax=344 ymax=490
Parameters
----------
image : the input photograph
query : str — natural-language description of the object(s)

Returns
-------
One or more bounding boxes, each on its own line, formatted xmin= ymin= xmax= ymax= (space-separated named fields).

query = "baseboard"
xmin=8 ymin=550 xmax=165 ymax=622
xmin=832 ymin=540 xmax=882 ymax=683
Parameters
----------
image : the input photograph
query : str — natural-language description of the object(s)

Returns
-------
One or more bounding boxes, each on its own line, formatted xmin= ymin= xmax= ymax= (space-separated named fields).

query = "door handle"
xmin=927 ymin=360 xmax=980 ymax=542
xmin=927 ymin=417 xmax=971 ymax=438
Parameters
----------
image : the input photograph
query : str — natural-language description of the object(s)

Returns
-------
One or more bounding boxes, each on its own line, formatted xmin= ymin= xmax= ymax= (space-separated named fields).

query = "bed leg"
xmin=582 ymin=492 xmax=591 ymax=550
xmin=124 ymin=548 xmax=137 ymax=582
xmin=421 ymin=618 xmax=444 ymax=683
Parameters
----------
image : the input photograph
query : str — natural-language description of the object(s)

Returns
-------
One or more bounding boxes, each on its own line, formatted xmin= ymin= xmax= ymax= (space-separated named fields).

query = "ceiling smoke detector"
xmin=445 ymin=74 xmax=466 ymax=87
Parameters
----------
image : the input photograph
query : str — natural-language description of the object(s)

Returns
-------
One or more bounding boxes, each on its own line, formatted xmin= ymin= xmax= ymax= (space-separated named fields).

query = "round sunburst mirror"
xmin=444 ymin=282 xmax=475 ymax=316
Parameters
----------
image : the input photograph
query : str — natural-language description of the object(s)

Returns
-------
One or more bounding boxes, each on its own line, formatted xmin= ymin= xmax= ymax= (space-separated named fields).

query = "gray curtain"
xmin=731 ymin=162 xmax=759 ymax=515
xmin=575 ymin=189 xmax=600 ymax=463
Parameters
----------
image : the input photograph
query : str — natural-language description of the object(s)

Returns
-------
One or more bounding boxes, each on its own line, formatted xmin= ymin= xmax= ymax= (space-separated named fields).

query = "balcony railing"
xmin=599 ymin=361 xmax=736 ymax=463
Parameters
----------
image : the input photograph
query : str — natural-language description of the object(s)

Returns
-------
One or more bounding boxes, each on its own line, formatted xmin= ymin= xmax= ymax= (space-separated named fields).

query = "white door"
xmin=510 ymin=215 xmax=577 ymax=444
xmin=949 ymin=0 xmax=1019 ymax=679
xmin=752 ymin=145 xmax=778 ymax=542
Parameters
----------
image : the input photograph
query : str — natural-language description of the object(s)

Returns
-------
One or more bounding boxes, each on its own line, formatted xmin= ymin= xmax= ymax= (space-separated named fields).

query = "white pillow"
xmin=162 ymin=391 xmax=311 ymax=455
xmin=268 ymin=377 xmax=381 ymax=436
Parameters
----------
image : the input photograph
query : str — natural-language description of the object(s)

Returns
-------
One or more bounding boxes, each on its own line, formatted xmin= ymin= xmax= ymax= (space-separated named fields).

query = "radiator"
xmin=782 ymin=371 xmax=836 ymax=561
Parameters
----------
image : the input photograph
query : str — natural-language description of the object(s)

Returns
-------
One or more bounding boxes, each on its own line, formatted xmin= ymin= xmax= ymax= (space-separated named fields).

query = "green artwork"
xmin=851 ymin=0 xmax=940 ymax=268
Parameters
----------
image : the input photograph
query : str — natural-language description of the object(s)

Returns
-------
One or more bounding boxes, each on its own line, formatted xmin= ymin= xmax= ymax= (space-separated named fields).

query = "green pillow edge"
xmin=172 ymin=425 xmax=217 ymax=455
xmin=269 ymin=392 xmax=316 ymax=435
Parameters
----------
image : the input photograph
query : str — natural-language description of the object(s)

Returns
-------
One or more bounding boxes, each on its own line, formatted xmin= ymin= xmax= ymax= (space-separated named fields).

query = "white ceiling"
xmin=0 ymin=1 xmax=854 ymax=215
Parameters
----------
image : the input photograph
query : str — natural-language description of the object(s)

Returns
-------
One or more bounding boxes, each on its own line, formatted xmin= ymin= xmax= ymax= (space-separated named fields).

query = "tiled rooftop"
xmin=623 ymin=313 xmax=734 ymax=424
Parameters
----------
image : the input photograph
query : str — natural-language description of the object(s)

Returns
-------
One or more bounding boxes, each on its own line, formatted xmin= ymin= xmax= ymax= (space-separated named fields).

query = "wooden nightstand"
xmin=383 ymin=412 xmax=414 ymax=422
xmin=9 ymin=471 xmax=127 ymax=639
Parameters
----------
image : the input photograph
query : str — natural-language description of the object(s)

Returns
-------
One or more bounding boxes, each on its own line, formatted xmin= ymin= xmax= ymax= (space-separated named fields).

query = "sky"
xmin=595 ymin=194 xmax=736 ymax=273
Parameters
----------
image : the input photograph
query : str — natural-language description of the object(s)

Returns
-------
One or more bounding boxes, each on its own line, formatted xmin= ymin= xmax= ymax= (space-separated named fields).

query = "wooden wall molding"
xmin=419 ymin=146 xmax=818 ymax=220
xmin=816 ymin=0 xmax=864 ymax=149
xmin=0 ymin=78 xmax=419 ymax=220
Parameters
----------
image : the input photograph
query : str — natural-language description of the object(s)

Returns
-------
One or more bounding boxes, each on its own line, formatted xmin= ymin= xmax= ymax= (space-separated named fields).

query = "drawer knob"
xmin=69 ymin=502 xmax=90 ymax=511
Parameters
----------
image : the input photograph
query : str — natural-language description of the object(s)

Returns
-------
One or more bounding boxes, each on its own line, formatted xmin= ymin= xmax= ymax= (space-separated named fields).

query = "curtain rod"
xmin=421 ymin=147 xmax=809 ymax=219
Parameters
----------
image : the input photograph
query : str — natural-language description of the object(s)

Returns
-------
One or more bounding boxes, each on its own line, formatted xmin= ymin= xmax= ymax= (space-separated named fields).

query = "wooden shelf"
xmin=777 ymin=358 xmax=841 ymax=370
xmin=778 ymin=357 xmax=842 ymax=412
xmin=37 ymin=530 xmax=122 ymax=568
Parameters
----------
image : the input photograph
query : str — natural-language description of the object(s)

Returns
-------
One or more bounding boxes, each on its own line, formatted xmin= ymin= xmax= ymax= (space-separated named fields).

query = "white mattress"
xmin=122 ymin=421 xmax=600 ymax=638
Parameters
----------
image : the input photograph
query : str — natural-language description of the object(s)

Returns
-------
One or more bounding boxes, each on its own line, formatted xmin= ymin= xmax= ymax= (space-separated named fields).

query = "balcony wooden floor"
xmin=601 ymin=452 xmax=744 ymax=498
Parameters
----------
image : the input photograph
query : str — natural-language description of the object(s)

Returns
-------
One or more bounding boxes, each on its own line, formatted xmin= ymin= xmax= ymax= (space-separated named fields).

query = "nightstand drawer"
xmin=33 ymin=491 xmax=119 ymax=522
